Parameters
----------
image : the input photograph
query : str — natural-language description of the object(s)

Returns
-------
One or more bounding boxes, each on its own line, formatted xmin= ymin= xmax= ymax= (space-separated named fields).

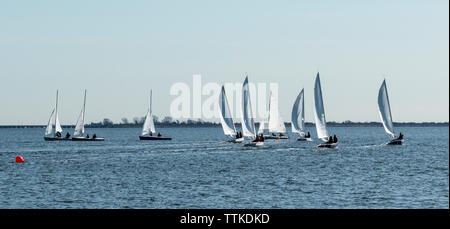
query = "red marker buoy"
xmin=15 ymin=156 xmax=24 ymax=163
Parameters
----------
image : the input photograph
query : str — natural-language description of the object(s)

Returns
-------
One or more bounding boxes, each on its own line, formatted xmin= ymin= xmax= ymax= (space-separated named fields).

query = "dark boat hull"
xmin=264 ymin=135 xmax=289 ymax=140
xmin=139 ymin=136 xmax=172 ymax=140
xmin=72 ymin=137 xmax=105 ymax=141
xmin=386 ymin=139 xmax=403 ymax=145
xmin=317 ymin=142 xmax=338 ymax=148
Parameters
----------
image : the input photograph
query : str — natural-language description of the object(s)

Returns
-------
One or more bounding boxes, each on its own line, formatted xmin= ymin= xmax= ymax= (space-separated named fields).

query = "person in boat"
xmin=306 ymin=132 xmax=311 ymax=138
xmin=55 ymin=132 xmax=62 ymax=138
xmin=327 ymin=136 xmax=333 ymax=143
xmin=86 ymin=134 xmax=90 ymax=138
xmin=272 ymin=133 xmax=276 ymax=136
xmin=279 ymin=133 xmax=284 ymax=137
xmin=93 ymin=134 xmax=97 ymax=139
xmin=65 ymin=132 xmax=71 ymax=139
xmin=260 ymin=134 xmax=264 ymax=142
xmin=333 ymin=135 xmax=338 ymax=143
xmin=158 ymin=132 xmax=162 ymax=137
xmin=397 ymin=132 xmax=403 ymax=140
xmin=252 ymin=135 xmax=260 ymax=142
xmin=150 ymin=132 xmax=153 ymax=136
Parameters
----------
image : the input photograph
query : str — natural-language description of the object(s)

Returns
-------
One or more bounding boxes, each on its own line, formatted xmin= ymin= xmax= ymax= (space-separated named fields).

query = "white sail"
xmin=378 ymin=80 xmax=395 ymax=138
xmin=73 ymin=90 xmax=86 ymax=136
xmin=268 ymin=92 xmax=286 ymax=133
xmin=257 ymin=121 xmax=268 ymax=134
xmin=45 ymin=109 xmax=55 ymax=136
xmin=313 ymin=73 xmax=329 ymax=142
xmin=142 ymin=91 xmax=156 ymax=136
xmin=291 ymin=88 xmax=305 ymax=135
xmin=241 ymin=76 xmax=256 ymax=138
xmin=218 ymin=86 xmax=237 ymax=136
xmin=54 ymin=90 xmax=63 ymax=134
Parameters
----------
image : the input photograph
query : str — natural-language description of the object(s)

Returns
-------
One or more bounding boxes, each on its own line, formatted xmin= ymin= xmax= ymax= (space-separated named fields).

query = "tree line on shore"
xmin=0 ymin=116 xmax=448 ymax=128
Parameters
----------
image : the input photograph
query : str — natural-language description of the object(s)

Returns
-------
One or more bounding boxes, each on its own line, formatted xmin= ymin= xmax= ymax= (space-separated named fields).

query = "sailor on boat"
xmin=306 ymin=132 xmax=311 ymax=138
xmin=252 ymin=135 xmax=260 ymax=142
xmin=397 ymin=132 xmax=403 ymax=140
xmin=86 ymin=134 xmax=90 ymax=138
xmin=93 ymin=134 xmax=97 ymax=139
xmin=260 ymin=134 xmax=265 ymax=142
xmin=56 ymin=132 xmax=62 ymax=138
xmin=333 ymin=135 xmax=338 ymax=143
xmin=65 ymin=132 xmax=71 ymax=139
xmin=158 ymin=132 xmax=162 ymax=137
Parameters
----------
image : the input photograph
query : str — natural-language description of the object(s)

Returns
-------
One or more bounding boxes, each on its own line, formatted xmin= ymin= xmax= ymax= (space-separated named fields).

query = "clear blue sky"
xmin=0 ymin=0 xmax=448 ymax=125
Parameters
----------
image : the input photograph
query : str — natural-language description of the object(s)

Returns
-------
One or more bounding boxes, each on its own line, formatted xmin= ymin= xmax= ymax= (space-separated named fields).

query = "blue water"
xmin=0 ymin=126 xmax=448 ymax=208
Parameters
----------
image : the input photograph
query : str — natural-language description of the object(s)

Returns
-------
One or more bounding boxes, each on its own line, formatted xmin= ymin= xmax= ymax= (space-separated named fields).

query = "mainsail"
xmin=268 ymin=92 xmax=286 ymax=133
xmin=241 ymin=76 xmax=256 ymax=138
xmin=313 ymin=73 xmax=329 ymax=141
xmin=54 ymin=90 xmax=63 ymax=134
xmin=257 ymin=121 xmax=268 ymax=134
xmin=142 ymin=91 xmax=156 ymax=136
xmin=291 ymin=88 xmax=305 ymax=136
xmin=378 ymin=80 xmax=395 ymax=138
xmin=74 ymin=90 xmax=86 ymax=136
xmin=218 ymin=86 xmax=237 ymax=136
xmin=45 ymin=109 xmax=55 ymax=136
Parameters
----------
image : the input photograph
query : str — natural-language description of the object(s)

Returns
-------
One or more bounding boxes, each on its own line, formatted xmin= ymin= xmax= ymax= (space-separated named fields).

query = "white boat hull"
xmin=72 ymin=136 xmax=105 ymax=141
xmin=227 ymin=137 xmax=244 ymax=143
xmin=244 ymin=141 xmax=264 ymax=147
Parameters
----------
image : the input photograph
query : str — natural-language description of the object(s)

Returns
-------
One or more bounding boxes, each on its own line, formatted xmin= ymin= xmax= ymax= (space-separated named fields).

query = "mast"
xmin=54 ymin=90 xmax=58 ymax=135
xmin=82 ymin=89 xmax=86 ymax=128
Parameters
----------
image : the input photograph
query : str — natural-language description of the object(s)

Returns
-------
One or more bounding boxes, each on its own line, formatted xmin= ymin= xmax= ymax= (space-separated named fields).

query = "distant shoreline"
xmin=0 ymin=122 xmax=448 ymax=129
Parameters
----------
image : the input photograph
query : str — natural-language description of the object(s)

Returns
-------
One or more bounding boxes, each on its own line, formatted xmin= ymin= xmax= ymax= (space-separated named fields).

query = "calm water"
xmin=0 ymin=126 xmax=448 ymax=209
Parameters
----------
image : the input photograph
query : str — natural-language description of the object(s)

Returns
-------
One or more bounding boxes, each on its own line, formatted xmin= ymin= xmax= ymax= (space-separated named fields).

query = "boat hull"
xmin=44 ymin=136 xmax=71 ymax=141
xmin=72 ymin=137 xmax=105 ymax=141
xmin=386 ymin=139 xmax=403 ymax=145
xmin=139 ymin=136 xmax=172 ymax=140
xmin=244 ymin=141 xmax=264 ymax=147
xmin=227 ymin=137 xmax=244 ymax=143
xmin=317 ymin=142 xmax=337 ymax=148
xmin=265 ymin=135 xmax=289 ymax=140
xmin=297 ymin=137 xmax=312 ymax=141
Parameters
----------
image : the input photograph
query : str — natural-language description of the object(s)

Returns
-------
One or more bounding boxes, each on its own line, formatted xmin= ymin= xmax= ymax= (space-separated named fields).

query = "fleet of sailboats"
xmin=139 ymin=90 xmax=172 ymax=140
xmin=378 ymin=79 xmax=403 ymax=145
xmin=41 ymin=74 xmax=404 ymax=148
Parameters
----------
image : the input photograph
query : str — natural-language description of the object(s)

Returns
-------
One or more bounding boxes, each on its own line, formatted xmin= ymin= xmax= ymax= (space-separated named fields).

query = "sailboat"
xmin=313 ymin=73 xmax=337 ymax=148
xmin=44 ymin=90 xmax=69 ymax=141
xmin=72 ymin=90 xmax=104 ymax=141
xmin=267 ymin=92 xmax=288 ymax=139
xmin=219 ymin=86 xmax=243 ymax=143
xmin=378 ymin=79 xmax=403 ymax=145
xmin=139 ymin=90 xmax=172 ymax=140
xmin=258 ymin=92 xmax=288 ymax=140
xmin=241 ymin=76 xmax=264 ymax=147
xmin=292 ymin=88 xmax=312 ymax=141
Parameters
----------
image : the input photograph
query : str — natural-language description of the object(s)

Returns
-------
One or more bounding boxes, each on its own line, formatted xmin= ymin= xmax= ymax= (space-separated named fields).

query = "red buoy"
xmin=15 ymin=156 xmax=24 ymax=163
